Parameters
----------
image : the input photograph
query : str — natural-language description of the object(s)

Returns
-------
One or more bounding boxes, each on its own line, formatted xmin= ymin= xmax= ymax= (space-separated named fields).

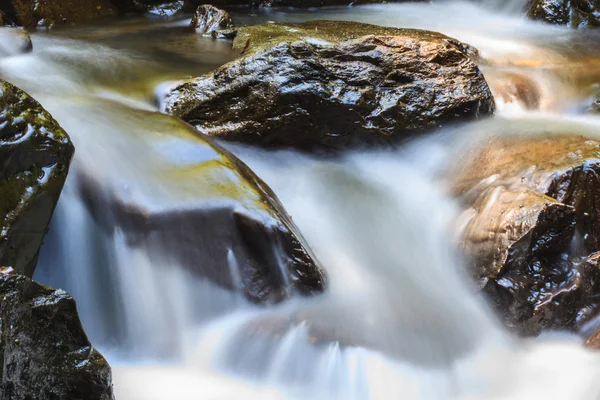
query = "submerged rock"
xmin=0 ymin=27 xmax=31 ymax=56
xmin=77 ymin=111 xmax=325 ymax=304
xmin=0 ymin=273 xmax=114 ymax=400
xmin=0 ymin=80 xmax=74 ymax=277
xmin=163 ymin=20 xmax=494 ymax=151
xmin=454 ymin=134 xmax=600 ymax=335
xmin=0 ymin=0 xmax=117 ymax=28
xmin=190 ymin=4 xmax=235 ymax=38
xmin=527 ymin=0 xmax=600 ymax=28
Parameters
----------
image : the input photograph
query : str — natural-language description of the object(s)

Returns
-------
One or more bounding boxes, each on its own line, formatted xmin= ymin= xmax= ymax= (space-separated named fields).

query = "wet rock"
xmin=77 ymin=111 xmax=325 ymax=304
xmin=454 ymin=134 xmax=600 ymax=335
xmin=190 ymin=4 xmax=235 ymax=38
xmin=460 ymin=187 xmax=576 ymax=290
xmin=163 ymin=20 xmax=494 ymax=151
xmin=527 ymin=0 xmax=600 ymax=28
xmin=248 ymin=0 xmax=424 ymax=5
xmin=488 ymin=71 xmax=541 ymax=111
xmin=0 ymin=0 xmax=117 ymax=28
xmin=147 ymin=0 xmax=184 ymax=16
xmin=0 ymin=80 xmax=74 ymax=277
xmin=0 ymin=27 xmax=32 ymax=56
xmin=0 ymin=273 xmax=114 ymax=400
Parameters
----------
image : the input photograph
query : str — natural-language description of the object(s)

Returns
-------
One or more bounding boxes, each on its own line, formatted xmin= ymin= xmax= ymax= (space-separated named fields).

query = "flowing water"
xmin=2 ymin=0 xmax=600 ymax=398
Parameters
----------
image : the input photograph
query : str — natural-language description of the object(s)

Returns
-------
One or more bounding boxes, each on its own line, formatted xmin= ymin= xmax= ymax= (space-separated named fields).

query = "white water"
xmin=0 ymin=1 xmax=599 ymax=398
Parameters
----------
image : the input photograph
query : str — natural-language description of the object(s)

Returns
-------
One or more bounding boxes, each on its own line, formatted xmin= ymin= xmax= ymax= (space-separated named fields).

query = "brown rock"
xmin=454 ymin=134 xmax=600 ymax=336
xmin=163 ymin=21 xmax=494 ymax=151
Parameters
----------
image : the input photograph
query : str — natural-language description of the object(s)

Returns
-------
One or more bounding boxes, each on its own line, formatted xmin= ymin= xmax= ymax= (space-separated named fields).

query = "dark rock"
xmin=76 ymin=111 xmax=325 ymax=304
xmin=0 ymin=80 xmax=74 ymax=278
xmin=190 ymin=4 xmax=235 ymax=38
xmin=162 ymin=20 xmax=494 ymax=151
xmin=454 ymin=134 xmax=600 ymax=336
xmin=0 ymin=0 xmax=117 ymax=28
xmin=0 ymin=273 xmax=114 ymax=400
xmin=527 ymin=0 xmax=600 ymax=28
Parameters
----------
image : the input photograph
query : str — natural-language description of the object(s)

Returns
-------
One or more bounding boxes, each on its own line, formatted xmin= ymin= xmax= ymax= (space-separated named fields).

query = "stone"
xmin=190 ymin=4 xmax=234 ymax=38
xmin=527 ymin=0 xmax=600 ymax=28
xmin=0 ymin=273 xmax=114 ymax=400
xmin=147 ymin=0 xmax=184 ymax=16
xmin=76 ymin=111 xmax=325 ymax=304
xmin=162 ymin=20 xmax=494 ymax=151
xmin=0 ymin=80 xmax=74 ymax=278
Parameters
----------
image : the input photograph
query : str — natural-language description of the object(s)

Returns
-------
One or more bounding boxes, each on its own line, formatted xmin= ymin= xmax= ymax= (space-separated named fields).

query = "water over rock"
xmin=162 ymin=20 xmax=494 ymax=151
xmin=75 ymin=111 xmax=325 ymax=304
xmin=0 ymin=272 xmax=114 ymax=400
xmin=0 ymin=80 xmax=73 ymax=277
xmin=527 ymin=0 xmax=600 ymax=28
xmin=454 ymin=134 xmax=600 ymax=336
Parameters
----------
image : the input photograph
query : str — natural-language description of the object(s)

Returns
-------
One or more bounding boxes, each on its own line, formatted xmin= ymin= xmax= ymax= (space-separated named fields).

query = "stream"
xmin=2 ymin=0 xmax=600 ymax=398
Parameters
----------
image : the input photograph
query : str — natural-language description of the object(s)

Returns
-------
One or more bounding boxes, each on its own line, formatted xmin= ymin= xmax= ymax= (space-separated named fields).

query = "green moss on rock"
xmin=0 ymin=80 xmax=74 ymax=277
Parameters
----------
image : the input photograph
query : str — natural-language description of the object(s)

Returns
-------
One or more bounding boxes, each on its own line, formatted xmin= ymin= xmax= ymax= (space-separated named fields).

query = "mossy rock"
xmin=0 ymin=79 xmax=74 ymax=277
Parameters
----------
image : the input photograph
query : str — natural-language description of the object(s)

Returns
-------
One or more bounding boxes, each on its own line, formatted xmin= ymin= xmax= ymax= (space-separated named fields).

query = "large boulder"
xmin=75 ymin=109 xmax=325 ymax=304
xmin=162 ymin=21 xmax=494 ymax=151
xmin=0 ymin=80 xmax=74 ymax=277
xmin=0 ymin=271 xmax=114 ymax=399
xmin=453 ymin=134 xmax=600 ymax=336
xmin=527 ymin=0 xmax=600 ymax=28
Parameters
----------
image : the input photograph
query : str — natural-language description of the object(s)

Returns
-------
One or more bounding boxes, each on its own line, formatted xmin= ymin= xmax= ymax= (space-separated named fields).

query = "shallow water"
xmin=2 ymin=0 xmax=600 ymax=398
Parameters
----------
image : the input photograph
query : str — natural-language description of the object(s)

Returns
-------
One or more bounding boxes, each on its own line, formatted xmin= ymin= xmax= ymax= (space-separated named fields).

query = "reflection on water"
xmin=1 ymin=0 xmax=600 ymax=398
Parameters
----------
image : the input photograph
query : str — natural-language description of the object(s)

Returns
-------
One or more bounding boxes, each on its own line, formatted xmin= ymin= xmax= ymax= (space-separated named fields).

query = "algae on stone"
xmin=0 ymin=80 xmax=74 ymax=277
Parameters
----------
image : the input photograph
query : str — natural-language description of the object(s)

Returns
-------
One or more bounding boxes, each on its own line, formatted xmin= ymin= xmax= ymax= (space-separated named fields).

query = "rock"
xmin=587 ymin=94 xmax=600 ymax=113
xmin=249 ymin=0 xmax=424 ymax=5
xmin=488 ymin=71 xmax=541 ymax=111
xmin=454 ymin=134 xmax=600 ymax=335
xmin=162 ymin=20 xmax=494 ymax=151
xmin=0 ymin=27 xmax=32 ymax=56
xmin=190 ymin=4 xmax=235 ymax=38
xmin=460 ymin=187 xmax=575 ymax=290
xmin=76 ymin=111 xmax=325 ymax=304
xmin=527 ymin=0 xmax=600 ymax=28
xmin=147 ymin=0 xmax=184 ymax=16
xmin=0 ymin=0 xmax=117 ymax=28
xmin=0 ymin=273 xmax=114 ymax=399
xmin=0 ymin=80 xmax=74 ymax=278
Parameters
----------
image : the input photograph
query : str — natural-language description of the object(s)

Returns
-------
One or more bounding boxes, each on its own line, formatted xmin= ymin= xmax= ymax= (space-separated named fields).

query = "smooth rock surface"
xmin=0 ymin=273 xmax=114 ymax=400
xmin=163 ymin=21 xmax=494 ymax=151
xmin=0 ymin=80 xmax=74 ymax=277
xmin=76 ymin=110 xmax=325 ymax=303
